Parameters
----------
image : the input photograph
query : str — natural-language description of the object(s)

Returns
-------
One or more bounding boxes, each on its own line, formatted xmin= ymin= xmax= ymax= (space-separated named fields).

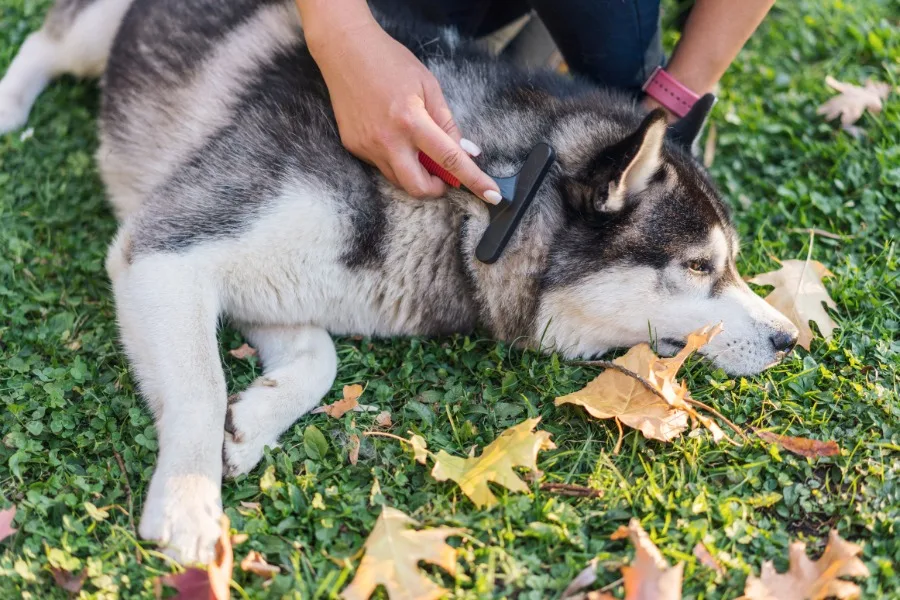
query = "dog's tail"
xmin=0 ymin=0 xmax=134 ymax=134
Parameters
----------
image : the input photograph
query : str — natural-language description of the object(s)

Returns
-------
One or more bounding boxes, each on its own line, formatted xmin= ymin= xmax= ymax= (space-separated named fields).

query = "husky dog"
xmin=1 ymin=0 xmax=798 ymax=563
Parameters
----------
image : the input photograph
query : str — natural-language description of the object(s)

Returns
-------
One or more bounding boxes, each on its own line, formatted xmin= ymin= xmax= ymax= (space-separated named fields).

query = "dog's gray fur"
xmin=1 ymin=0 xmax=798 ymax=563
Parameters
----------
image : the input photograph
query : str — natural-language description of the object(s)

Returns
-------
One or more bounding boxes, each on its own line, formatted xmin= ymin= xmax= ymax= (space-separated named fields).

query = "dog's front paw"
xmin=138 ymin=472 xmax=223 ymax=564
xmin=222 ymin=388 xmax=281 ymax=478
xmin=0 ymin=93 xmax=29 ymax=134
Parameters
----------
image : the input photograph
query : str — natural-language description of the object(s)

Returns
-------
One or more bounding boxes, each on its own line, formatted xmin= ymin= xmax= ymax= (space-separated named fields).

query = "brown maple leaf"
xmin=341 ymin=506 xmax=461 ymax=600
xmin=228 ymin=343 xmax=257 ymax=360
xmin=240 ymin=550 xmax=280 ymax=579
xmin=621 ymin=519 xmax=683 ymax=600
xmin=556 ymin=324 xmax=727 ymax=447
xmin=755 ymin=429 xmax=841 ymax=458
xmin=817 ymin=76 xmax=891 ymax=136
xmin=740 ymin=530 xmax=869 ymax=600
xmin=0 ymin=505 xmax=16 ymax=543
xmin=424 ymin=418 xmax=556 ymax=508
xmin=749 ymin=259 xmax=838 ymax=350
xmin=51 ymin=568 xmax=87 ymax=594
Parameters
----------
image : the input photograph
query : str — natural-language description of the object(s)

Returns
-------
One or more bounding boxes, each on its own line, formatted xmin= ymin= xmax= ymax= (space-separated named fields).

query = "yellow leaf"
xmin=749 ymin=259 xmax=838 ymax=350
xmin=341 ymin=506 xmax=461 ymax=600
xmin=740 ymin=530 xmax=869 ymax=600
xmin=409 ymin=434 xmax=429 ymax=464
xmin=621 ymin=519 xmax=683 ymax=600
xmin=556 ymin=325 xmax=724 ymax=443
xmin=429 ymin=418 xmax=555 ymax=508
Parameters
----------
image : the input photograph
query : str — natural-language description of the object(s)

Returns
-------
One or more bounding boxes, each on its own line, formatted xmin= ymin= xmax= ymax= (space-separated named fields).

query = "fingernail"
xmin=460 ymin=138 xmax=482 ymax=156
xmin=483 ymin=190 xmax=502 ymax=205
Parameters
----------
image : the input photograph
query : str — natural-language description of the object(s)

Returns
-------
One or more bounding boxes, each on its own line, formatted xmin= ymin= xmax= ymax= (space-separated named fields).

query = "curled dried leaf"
xmin=228 ymin=343 xmax=257 ymax=360
xmin=755 ymin=429 xmax=841 ymax=458
xmin=240 ymin=550 xmax=280 ymax=579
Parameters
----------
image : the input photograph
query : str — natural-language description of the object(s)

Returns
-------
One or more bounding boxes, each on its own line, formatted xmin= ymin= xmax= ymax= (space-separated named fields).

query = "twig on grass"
xmin=539 ymin=482 xmax=603 ymax=498
xmin=789 ymin=227 xmax=849 ymax=241
xmin=112 ymin=449 xmax=136 ymax=533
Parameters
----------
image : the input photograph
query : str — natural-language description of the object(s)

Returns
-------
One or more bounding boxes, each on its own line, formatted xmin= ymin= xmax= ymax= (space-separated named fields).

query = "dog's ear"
xmin=568 ymin=109 xmax=668 ymax=215
xmin=666 ymin=93 xmax=716 ymax=152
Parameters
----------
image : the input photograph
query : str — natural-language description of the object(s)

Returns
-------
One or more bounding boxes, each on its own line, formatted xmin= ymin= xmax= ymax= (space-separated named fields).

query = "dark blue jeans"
xmin=418 ymin=0 xmax=664 ymax=93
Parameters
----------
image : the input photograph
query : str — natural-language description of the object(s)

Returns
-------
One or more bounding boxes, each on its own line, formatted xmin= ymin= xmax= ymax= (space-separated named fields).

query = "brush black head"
xmin=476 ymin=143 xmax=556 ymax=263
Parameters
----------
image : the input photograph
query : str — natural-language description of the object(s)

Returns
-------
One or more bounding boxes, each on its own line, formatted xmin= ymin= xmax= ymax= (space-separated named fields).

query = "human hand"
xmin=308 ymin=18 xmax=501 ymax=203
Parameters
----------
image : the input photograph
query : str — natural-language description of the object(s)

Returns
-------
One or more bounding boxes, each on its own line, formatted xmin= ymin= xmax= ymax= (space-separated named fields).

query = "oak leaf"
xmin=755 ymin=429 xmax=841 ymax=458
xmin=240 ymin=550 xmax=280 ymax=579
xmin=428 ymin=418 xmax=556 ymax=508
xmin=749 ymin=259 xmax=838 ymax=350
xmin=0 ymin=505 xmax=16 ymax=542
xmin=228 ymin=343 xmax=257 ymax=360
xmin=556 ymin=324 xmax=726 ymax=444
xmin=817 ymin=76 xmax=890 ymax=136
xmin=341 ymin=506 xmax=461 ymax=600
xmin=740 ymin=530 xmax=869 ymax=600
xmin=620 ymin=519 xmax=683 ymax=600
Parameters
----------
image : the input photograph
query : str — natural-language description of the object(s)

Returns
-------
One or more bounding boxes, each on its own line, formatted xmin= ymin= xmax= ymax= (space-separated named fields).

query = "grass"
xmin=1 ymin=0 xmax=898 ymax=598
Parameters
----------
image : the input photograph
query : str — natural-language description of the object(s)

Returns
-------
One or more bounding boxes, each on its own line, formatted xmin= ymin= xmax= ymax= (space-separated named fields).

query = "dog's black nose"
xmin=770 ymin=331 xmax=798 ymax=353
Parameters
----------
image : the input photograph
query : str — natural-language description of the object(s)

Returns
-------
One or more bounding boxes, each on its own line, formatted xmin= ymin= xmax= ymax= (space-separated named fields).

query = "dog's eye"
xmin=686 ymin=259 xmax=712 ymax=275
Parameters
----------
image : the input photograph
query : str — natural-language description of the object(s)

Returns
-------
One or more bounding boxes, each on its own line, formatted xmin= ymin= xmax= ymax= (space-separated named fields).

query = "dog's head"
xmin=531 ymin=101 xmax=798 ymax=375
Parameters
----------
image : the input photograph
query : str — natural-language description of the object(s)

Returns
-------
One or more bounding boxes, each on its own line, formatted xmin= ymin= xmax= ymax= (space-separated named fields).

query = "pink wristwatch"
xmin=642 ymin=66 xmax=700 ymax=118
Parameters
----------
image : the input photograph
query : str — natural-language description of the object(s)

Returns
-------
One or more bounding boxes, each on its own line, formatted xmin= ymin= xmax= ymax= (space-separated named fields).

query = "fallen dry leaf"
xmin=693 ymin=542 xmax=725 ymax=575
xmin=208 ymin=515 xmax=233 ymax=600
xmin=51 ymin=568 xmax=87 ymax=594
xmin=556 ymin=324 xmax=726 ymax=445
xmin=426 ymin=418 xmax=555 ymax=508
xmin=755 ymin=429 xmax=841 ymax=458
xmin=621 ymin=519 xmax=683 ymax=600
xmin=161 ymin=568 xmax=212 ymax=599
xmin=817 ymin=76 xmax=891 ymax=136
xmin=409 ymin=434 xmax=429 ymax=464
xmin=228 ymin=343 xmax=257 ymax=360
xmin=741 ymin=530 xmax=869 ymax=600
xmin=610 ymin=525 xmax=630 ymax=540
xmin=314 ymin=384 xmax=363 ymax=418
xmin=240 ymin=550 xmax=280 ymax=579
xmin=749 ymin=259 xmax=838 ymax=350
xmin=0 ymin=505 xmax=16 ymax=542
xmin=561 ymin=559 xmax=598 ymax=599
xmin=341 ymin=506 xmax=461 ymax=600
xmin=375 ymin=411 xmax=393 ymax=428
xmin=348 ymin=434 xmax=361 ymax=465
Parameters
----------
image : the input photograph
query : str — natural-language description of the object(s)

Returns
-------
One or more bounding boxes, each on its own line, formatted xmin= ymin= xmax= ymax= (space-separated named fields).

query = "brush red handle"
xmin=418 ymin=151 xmax=461 ymax=188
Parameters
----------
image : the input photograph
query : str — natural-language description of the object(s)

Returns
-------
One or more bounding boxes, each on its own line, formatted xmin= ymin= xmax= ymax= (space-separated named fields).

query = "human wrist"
xmin=297 ymin=0 xmax=378 ymax=57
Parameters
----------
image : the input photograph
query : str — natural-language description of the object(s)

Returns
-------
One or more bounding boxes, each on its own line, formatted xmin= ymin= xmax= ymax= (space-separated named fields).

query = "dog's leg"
xmin=224 ymin=325 xmax=337 ymax=477
xmin=112 ymin=251 xmax=226 ymax=564
xmin=0 ymin=0 xmax=133 ymax=133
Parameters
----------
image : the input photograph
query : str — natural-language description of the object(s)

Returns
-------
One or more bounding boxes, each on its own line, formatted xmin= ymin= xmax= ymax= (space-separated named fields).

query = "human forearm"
xmin=666 ymin=0 xmax=775 ymax=95
xmin=295 ymin=0 xmax=376 ymax=53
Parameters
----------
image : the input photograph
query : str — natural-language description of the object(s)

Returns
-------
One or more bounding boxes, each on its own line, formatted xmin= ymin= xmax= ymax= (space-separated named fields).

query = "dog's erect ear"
xmin=666 ymin=93 xmax=716 ymax=152
xmin=599 ymin=109 xmax=668 ymax=212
